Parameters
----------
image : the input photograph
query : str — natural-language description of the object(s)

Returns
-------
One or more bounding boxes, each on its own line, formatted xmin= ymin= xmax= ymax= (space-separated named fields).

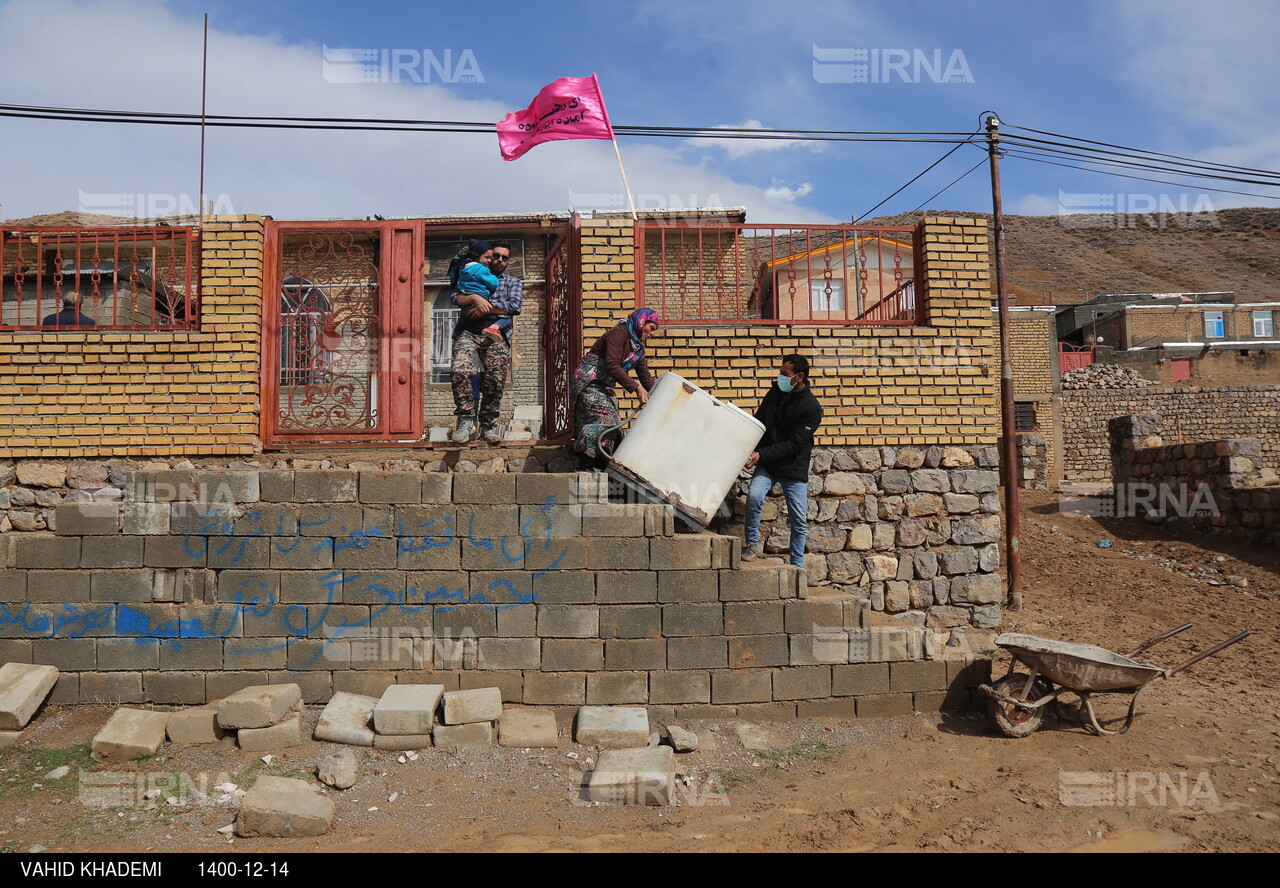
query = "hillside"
xmin=866 ymin=207 xmax=1280 ymax=306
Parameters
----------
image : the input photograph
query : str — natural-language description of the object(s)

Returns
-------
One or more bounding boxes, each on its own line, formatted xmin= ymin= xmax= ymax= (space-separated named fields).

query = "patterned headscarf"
xmin=620 ymin=307 xmax=662 ymax=370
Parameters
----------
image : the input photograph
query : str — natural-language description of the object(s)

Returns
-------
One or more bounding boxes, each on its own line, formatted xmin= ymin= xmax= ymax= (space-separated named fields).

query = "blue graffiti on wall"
xmin=2 ymin=497 xmax=571 ymax=667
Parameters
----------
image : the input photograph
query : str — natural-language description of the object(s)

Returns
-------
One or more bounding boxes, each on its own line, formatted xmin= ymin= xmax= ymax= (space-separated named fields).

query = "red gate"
xmin=262 ymin=220 xmax=424 ymax=446
xmin=1059 ymin=342 xmax=1095 ymax=374
xmin=543 ymin=217 xmax=580 ymax=440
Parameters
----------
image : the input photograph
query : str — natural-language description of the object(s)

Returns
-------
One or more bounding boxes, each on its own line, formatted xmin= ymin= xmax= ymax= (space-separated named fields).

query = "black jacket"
xmin=754 ymin=384 xmax=822 ymax=481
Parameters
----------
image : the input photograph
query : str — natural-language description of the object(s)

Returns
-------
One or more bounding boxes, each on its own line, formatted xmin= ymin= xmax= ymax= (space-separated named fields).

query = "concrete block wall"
xmin=0 ymin=467 xmax=994 ymax=717
xmin=1109 ymin=414 xmax=1280 ymax=547
xmin=1062 ymin=384 xmax=1280 ymax=482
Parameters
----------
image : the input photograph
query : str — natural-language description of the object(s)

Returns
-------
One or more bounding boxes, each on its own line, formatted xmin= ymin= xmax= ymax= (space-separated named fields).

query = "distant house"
xmin=755 ymin=234 xmax=917 ymax=322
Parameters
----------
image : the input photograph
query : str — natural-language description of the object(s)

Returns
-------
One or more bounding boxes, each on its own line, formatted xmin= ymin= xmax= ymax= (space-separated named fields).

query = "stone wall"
xmin=717 ymin=444 xmax=1005 ymax=630
xmin=0 ymin=467 xmax=996 ymax=717
xmin=1016 ymin=434 xmax=1049 ymax=490
xmin=1109 ymin=414 xmax=1280 ymax=547
xmin=1061 ymin=385 xmax=1280 ymax=482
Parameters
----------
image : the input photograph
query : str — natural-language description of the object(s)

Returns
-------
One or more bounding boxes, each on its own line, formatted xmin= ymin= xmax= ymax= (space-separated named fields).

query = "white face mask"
xmin=776 ymin=373 xmax=795 ymax=392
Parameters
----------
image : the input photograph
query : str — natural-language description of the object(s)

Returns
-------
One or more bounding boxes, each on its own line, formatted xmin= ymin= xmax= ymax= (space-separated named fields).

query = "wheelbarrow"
xmin=980 ymin=624 xmax=1250 ymax=737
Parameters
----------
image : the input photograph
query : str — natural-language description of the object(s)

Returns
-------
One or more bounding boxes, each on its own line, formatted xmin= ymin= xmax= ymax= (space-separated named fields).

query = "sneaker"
xmin=741 ymin=544 xmax=761 ymax=561
xmin=482 ymin=324 xmax=503 ymax=342
xmin=481 ymin=423 xmax=503 ymax=445
xmin=452 ymin=418 xmax=477 ymax=443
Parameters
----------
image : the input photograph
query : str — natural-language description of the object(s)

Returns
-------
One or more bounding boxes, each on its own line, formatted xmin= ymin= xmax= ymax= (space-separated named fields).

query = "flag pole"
xmin=590 ymin=74 xmax=636 ymax=221
xmin=610 ymin=138 xmax=638 ymax=222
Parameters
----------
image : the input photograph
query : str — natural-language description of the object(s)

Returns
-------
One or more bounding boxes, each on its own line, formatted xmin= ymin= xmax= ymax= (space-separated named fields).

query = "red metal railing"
xmin=636 ymin=222 xmax=923 ymax=325
xmin=0 ymin=227 xmax=200 ymax=330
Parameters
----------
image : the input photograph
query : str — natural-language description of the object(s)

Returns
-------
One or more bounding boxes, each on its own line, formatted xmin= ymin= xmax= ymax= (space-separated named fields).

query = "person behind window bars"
xmin=42 ymin=292 xmax=96 ymax=327
xmin=448 ymin=240 xmax=522 ymax=444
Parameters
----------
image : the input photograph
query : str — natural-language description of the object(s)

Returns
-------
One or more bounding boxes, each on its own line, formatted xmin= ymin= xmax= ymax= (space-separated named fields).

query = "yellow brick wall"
xmin=0 ymin=216 xmax=263 ymax=457
xmin=1009 ymin=313 xmax=1055 ymax=396
xmin=580 ymin=216 xmax=1000 ymax=446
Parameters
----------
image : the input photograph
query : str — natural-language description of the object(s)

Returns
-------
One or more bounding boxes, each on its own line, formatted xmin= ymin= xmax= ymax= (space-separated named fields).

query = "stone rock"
xmin=9 ymin=511 xmax=43 ymax=531
xmin=940 ymin=447 xmax=975 ymax=467
xmin=913 ymin=551 xmax=939 ymax=580
xmin=950 ymin=573 xmax=1004 ymax=605
xmin=877 ymin=496 xmax=905 ymax=521
xmin=16 ymin=462 xmax=66 ymax=488
xmin=666 ymin=725 xmax=699 ymax=752
xmin=734 ymin=723 xmax=775 ymax=750
xmin=897 ymin=518 xmax=928 ymax=547
xmin=432 ymin=722 xmax=494 ymax=748
xmin=864 ymin=555 xmax=898 ymax=581
xmin=896 ymin=448 xmax=925 ymax=469
xmin=951 ymin=516 xmax=1002 ymax=545
xmin=910 ymin=469 xmax=951 ymax=493
xmin=940 ymin=547 xmax=979 ymax=575
xmin=575 ymin=706 xmax=649 ymax=749
xmin=238 ymin=714 xmax=303 ymax=752
xmin=167 ymin=709 xmax=224 ymax=744
xmin=374 ymin=684 xmax=444 ymax=735
xmin=951 ymin=470 xmax=1000 ymax=494
xmin=92 ymin=708 xmax=170 ymax=759
xmin=313 ymin=692 xmax=378 ymax=747
xmin=498 ymin=708 xmax=559 ymax=748
xmin=10 ymin=487 xmax=36 ymax=507
xmin=0 ymin=663 xmax=59 ymax=730
xmin=978 ymin=544 xmax=1001 ymax=572
xmin=806 ymin=525 xmax=847 ymax=553
xmin=847 ymin=524 xmax=873 ymax=551
xmin=66 ymin=462 xmax=110 ymax=490
xmin=926 ymin=606 xmax=970 ymax=629
xmin=879 ymin=470 xmax=910 ymax=494
xmin=588 ymin=747 xmax=677 ymax=806
xmin=316 ymin=749 xmax=361 ymax=789
xmin=694 ymin=730 xmax=718 ymax=751
xmin=972 ymin=605 xmax=1002 ymax=629
xmin=442 ymin=687 xmax=503 ymax=726
xmin=237 ymin=776 xmax=334 ymax=838
xmin=0 ymin=731 xmax=21 ymax=748
xmin=884 ymin=581 xmax=910 ymax=612
xmin=904 ymin=493 xmax=945 ymax=517
xmin=943 ymin=493 xmax=980 ymax=514
xmin=823 ymin=473 xmax=866 ymax=496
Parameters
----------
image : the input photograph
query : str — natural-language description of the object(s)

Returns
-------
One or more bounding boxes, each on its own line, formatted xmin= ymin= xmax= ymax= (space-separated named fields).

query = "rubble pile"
xmin=1061 ymin=363 xmax=1153 ymax=390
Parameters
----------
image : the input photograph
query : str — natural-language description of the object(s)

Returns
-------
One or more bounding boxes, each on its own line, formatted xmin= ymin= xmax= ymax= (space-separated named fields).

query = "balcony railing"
xmin=637 ymin=222 xmax=922 ymax=325
xmin=0 ymin=227 xmax=200 ymax=330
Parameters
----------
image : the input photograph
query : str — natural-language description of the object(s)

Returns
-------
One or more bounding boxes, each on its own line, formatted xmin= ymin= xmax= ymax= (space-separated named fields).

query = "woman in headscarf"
xmin=570 ymin=307 xmax=662 ymax=468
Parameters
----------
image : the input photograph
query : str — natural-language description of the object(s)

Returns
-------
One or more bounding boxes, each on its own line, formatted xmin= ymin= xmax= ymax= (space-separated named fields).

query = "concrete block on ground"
xmin=588 ymin=747 xmax=676 ymax=806
xmin=314 ymin=692 xmax=378 ymax=747
xmin=575 ymin=705 xmax=649 ymax=749
xmin=374 ymin=684 xmax=444 ymax=735
xmin=217 ymin=683 xmax=302 ymax=729
xmin=442 ymin=687 xmax=502 ymax=725
xmin=499 ymin=708 xmax=559 ymax=748
xmin=238 ymin=714 xmax=303 ymax=751
xmin=890 ymin=660 xmax=947 ymax=693
xmin=373 ymin=733 xmax=434 ymax=750
xmin=237 ymin=775 xmax=335 ymax=837
xmin=166 ymin=709 xmax=224 ymax=744
xmin=0 ymin=730 xmax=21 ymax=748
xmin=0 ymin=662 xmax=59 ymax=730
xmin=734 ymin=722 xmax=776 ymax=750
xmin=432 ymin=721 xmax=494 ymax=748
xmin=92 ymin=708 xmax=169 ymax=759
xmin=666 ymin=725 xmax=698 ymax=752
xmin=857 ymin=693 xmax=916 ymax=719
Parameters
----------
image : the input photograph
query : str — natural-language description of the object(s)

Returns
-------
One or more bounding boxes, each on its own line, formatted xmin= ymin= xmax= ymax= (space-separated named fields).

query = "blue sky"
xmin=2 ymin=0 xmax=1279 ymax=222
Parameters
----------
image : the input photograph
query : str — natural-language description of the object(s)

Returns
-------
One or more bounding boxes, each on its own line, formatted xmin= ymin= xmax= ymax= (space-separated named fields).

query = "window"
xmin=430 ymin=290 xmax=460 ymax=383
xmin=809 ymin=278 xmax=845 ymax=312
xmin=1253 ymin=310 xmax=1274 ymax=338
xmin=1014 ymin=402 xmax=1037 ymax=432
xmin=279 ymin=277 xmax=332 ymax=387
xmin=1203 ymin=311 xmax=1225 ymax=339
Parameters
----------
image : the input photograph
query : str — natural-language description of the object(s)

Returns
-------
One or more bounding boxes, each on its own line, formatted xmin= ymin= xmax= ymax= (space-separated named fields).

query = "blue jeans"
xmin=744 ymin=467 xmax=809 ymax=567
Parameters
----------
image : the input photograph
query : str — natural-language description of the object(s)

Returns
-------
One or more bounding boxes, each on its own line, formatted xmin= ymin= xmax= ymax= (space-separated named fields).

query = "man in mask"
xmin=742 ymin=354 xmax=822 ymax=568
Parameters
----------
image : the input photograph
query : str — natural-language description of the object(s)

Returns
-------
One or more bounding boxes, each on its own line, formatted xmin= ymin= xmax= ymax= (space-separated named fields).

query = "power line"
xmin=999 ymin=148 xmax=1280 ymax=201
xmin=1000 ymin=136 xmax=1280 ymax=189
xmin=909 ymin=157 xmax=989 ymax=213
xmin=855 ymin=137 xmax=981 ymax=221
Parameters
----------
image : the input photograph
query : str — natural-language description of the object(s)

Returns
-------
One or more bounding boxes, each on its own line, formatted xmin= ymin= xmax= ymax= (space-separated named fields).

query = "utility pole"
xmin=984 ymin=112 xmax=1022 ymax=611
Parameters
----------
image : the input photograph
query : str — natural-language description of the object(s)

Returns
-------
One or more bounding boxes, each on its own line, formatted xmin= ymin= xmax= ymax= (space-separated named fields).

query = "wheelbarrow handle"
xmin=1125 ymin=622 xmax=1194 ymax=657
xmin=1169 ymin=631 xmax=1251 ymax=676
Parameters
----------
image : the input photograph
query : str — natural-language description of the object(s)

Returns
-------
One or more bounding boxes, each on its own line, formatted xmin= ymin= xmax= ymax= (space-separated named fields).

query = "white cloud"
xmin=1010 ymin=193 xmax=1063 ymax=216
xmin=763 ymin=180 xmax=814 ymax=202
xmin=0 ymin=0 xmax=835 ymax=223
xmin=683 ymin=120 xmax=817 ymax=160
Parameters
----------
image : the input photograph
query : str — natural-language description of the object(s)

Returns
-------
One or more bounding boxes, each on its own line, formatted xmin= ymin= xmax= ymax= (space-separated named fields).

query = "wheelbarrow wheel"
xmin=987 ymin=674 xmax=1053 ymax=738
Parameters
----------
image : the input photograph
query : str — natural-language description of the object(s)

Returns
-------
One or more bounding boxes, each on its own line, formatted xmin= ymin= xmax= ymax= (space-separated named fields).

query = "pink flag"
xmin=496 ymin=74 xmax=615 ymax=161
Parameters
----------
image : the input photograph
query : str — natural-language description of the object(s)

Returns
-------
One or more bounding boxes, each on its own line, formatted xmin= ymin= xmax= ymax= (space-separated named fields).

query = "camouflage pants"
xmin=450 ymin=330 xmax=510 ymax=425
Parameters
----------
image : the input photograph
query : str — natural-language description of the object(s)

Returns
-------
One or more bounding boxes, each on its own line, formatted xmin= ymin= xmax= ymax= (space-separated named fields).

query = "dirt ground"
xmin=1 ymin=490 xmax=1276 ymax=854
